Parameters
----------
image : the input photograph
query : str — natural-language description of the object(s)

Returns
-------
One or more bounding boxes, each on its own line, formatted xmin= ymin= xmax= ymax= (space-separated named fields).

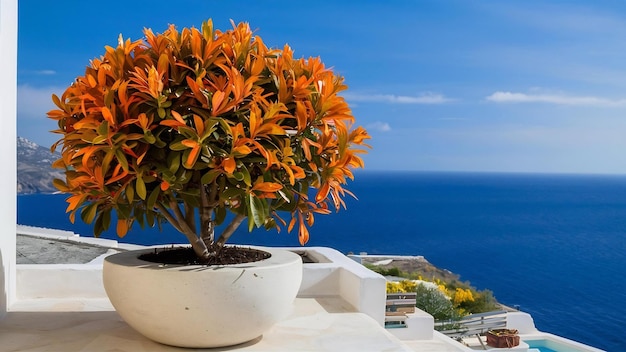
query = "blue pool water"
xmin=529 ymin=347 xmax=559 ymax=352
xmin=526 ymin=339 xmax=589 ymax=352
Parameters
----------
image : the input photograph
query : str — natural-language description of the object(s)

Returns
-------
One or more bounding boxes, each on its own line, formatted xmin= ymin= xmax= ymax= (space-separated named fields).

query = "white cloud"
xmin=17 ymin=85 xmax=66 ymax=147
xmin=495 ymin=3 xmax=626 ymax=37
xmin=17 ymin=85 xmax=64 ymax=119
xmin=22 ymin=69 xmax=57 ymax=75
xmin=35 ymin=70 xmax=57 ymax=75
xmin=344 ymin=92 xmax=452 ymax=104
xmin=366 ymin=121 xmax=392 ymax=132
xmin=486 ymin=91 xmax=626 ymax=107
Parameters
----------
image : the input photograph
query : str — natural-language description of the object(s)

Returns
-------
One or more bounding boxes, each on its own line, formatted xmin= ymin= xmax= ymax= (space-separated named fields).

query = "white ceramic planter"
xmin=103 ymin=246 xmax=302 ymax=348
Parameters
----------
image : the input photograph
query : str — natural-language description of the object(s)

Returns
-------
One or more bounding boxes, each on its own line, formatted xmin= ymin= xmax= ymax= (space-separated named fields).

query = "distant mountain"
xmin=17 ymin=137 xmax=64 ymax=194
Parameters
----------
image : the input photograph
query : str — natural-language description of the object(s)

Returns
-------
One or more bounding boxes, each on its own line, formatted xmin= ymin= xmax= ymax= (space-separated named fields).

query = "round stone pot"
xmin=103 ymin=246 xmax=302 ymax=348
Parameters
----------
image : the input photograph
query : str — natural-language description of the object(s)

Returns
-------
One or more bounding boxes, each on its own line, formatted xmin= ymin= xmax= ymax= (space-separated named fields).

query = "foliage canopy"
xmin=48 ymin=20 xmax=370 ymax=260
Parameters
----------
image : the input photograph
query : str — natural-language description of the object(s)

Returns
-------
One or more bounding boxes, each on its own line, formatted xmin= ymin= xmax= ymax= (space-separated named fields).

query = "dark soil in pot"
xmin=139 ymin=246 xmax=271 ymax=265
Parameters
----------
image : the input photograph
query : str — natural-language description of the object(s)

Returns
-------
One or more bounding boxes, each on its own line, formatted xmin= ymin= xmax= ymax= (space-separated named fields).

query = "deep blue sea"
xmin=18 ymin=172 xmax=626 ymax=351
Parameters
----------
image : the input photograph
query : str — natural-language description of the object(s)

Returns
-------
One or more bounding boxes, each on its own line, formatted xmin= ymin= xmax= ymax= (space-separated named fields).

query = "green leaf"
xmin=239 ymin=165 xmax=252 ymax=187
xmin=264 ymin=217 xmax=276 ymax=230
xmin=201 ymin=170 xmax=221 ymax=185
xmin=116 ymin=205 xmax=131 ymax=221
xmin=94 ymin=217 xmax=104 ymax=237
xmin=201 ymin=19 xmax=213 ymax=40
xmin=101 ymin=209 xmax=111 ymax=232
xmin=146 ymin=210 xmax=155 ymax=227
xmin=167 ymin=152 xmax=181 ymax=174
xmin=104 ymin=89 xmax=115 ymax=108
xmin=177 ymin=169 xmax=191 ymax=184
xmin=248 ymin=193 xmax=266 ymax=230
xmin=157 ymin=107 xmax=166 ymax=118
xmin=126 ymin=182 xmax=135 ymax=203
xmin=134 ymin=208 xmax=145 ymax=228
xmin=147 ymin=187 xmax=160 ymax=210
xmin=215 ymin=206 xmax=226 ymax=225
xmin=92 ymin=135 xmax=107 ymax=144
xmin=169 ymin=141 xmax=187 ymax=151
xmin=136 ymin=176 xmax=147 ymax=200
xmin=144 ymin=130 xmax=156 ymax=144
xmin=102 ymin=149 xmax=115 ymax=175
xmin=52 ymin=178 xmax=69 ymax=192
xmin=97 ymin=121 xmax=109 ymax=137
xmin=80 ymin=203 xmax=98 ymax=224
xmin=247 ymin=198 xmax=254 ymax=232
xmin=222 ymin=187 xmax=244 ymax=200
xmin=115 ymin=149 xmax=129 ymax=171
xmin=232 ymin=172 xmax=244 ymax=182
xmin=199 ymin=119 xmax=220 ymax=141
xmin=153 ymin=128 xmax=167 ymax=148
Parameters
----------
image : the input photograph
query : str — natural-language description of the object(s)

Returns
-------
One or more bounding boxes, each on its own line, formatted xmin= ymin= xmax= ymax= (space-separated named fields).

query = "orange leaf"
xmin=223 ymin=157 xmax=236 ymax=174
xmin=116 ymin=219 xmax=129 ymax=238
xmin=181 ymin=139 xmax=198 ymax=148
xmin=193 ymin=114 xmax=204 ymax=136
xmin=160 ymin=120 xmax=186 ymax=128
xmin=288 ymin=216 xmax=297 ymax=233
xmin=87 ymin=74 xmax=97 ymax=88
xmin=315 ymin=182 xmax=330 ymax=203
xmin=249 ymin=108 xmax=259 ymax=137
xmin=252 ymin=182 xmax=283 ymax=193
xmin=65 ymin=194 xmax=83 ymax=213
xmin=298 ymin=213 xmax=310 ymax=245
xmin=136 ymin=149 xmax=147 ymax=165
xmin=257 ymin=123 xmax=286 ymax=136
xmin=186 ymin=76 xmax=208 ymax=106
xmin=233 ymin=145 xmax=251 ymax=155
xmin=106 ymin=164 xmax=129 ymax=185
xmin=118 ymin=80 xmax=129 ymax=108
xmin=138 ymin=113 xmax=149 ymax=130
xmin=171 ymin=110 xmax=186 ymax=124
xmin=212 ymin=90 xmax=225 ymax=115
xmin=290 ymin=165 xmax=305 ymax=180
xmin=184 ymin=145 xmax=200 ymax=168
xmin=101 ymin=107 xmax=115 ymax=125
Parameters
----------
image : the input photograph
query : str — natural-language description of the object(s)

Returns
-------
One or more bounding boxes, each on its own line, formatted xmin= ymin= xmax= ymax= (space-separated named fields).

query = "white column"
xmin=0 ymin=0 xmax=18 ymax=318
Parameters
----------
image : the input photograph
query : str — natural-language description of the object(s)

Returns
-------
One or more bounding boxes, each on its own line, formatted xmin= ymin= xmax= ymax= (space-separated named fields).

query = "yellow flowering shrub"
xmin=386 ymin=281 xmax=404 ymax=293
xmin=452 ymin=288 xmax=475 ymax=306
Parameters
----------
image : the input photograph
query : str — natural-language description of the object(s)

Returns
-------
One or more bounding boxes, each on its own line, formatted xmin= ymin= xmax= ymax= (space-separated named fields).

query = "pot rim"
xmin=104 ymin=245 xmax=301 ymax=271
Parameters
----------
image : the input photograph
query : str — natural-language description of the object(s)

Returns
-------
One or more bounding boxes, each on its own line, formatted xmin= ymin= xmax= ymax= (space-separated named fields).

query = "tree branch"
xmin=156 ymin=200 xmax=210 ymax=260
xmin=155 ymin=203 xmax=184 ymax=234
xmin=168 ymin=198 xmax=196 ymax=238
xmin=200 ymin=183 xmax=215 ymax=246
xmin=216 ymin=213 xmax=247 ymax=248
xmin=183 ymin=202 xmax=196 ymax=236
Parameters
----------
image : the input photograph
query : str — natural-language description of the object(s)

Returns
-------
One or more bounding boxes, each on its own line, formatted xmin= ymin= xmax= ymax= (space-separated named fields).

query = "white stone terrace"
xmin=1 ymin=227 xmax=606 ymax=351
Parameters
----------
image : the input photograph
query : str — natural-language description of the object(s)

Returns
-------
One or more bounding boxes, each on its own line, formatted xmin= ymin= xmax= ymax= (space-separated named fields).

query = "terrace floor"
xmin=6 ymin=230 xmax=464 ymax=351
xmin=9 ymin=229 xmax=603 ymax=352
xmin=1 ymin=297 xmax=465 ymax=352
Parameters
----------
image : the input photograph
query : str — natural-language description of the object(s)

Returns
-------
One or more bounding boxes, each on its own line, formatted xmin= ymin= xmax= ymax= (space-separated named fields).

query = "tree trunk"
xmin=200 ymin=183 xmax=215 ymax=248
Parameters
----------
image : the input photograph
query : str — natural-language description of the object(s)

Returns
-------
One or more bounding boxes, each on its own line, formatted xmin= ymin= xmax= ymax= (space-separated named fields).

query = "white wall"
xmin=0 ymin=0 xmax=18 ymax=318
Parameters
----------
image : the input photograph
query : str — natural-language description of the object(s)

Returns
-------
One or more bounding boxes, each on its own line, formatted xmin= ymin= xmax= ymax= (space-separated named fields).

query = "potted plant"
xmin=47 ymin=19 xmax=370 ymax=348
xmin=486 ymin=329 xmax=520 ymax=348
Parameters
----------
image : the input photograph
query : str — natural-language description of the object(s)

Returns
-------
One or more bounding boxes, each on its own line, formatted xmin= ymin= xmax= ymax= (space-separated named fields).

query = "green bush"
xmin=414 ymin=284 xmax=460 ymax=321
xmin=364 ymin=265 xmax=404 ymax=277
xmin=457 ymin=289 xmax=499 ymax=313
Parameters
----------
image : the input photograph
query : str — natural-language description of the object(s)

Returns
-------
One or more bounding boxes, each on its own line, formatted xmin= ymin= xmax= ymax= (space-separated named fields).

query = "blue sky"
xmin=16 ymin=1 xmax=626 ymax=173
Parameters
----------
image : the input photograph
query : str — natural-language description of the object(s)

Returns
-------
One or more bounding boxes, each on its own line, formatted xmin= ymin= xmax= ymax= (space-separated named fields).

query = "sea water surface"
xmin=18 ymin=172 xmax=626 ymax=351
